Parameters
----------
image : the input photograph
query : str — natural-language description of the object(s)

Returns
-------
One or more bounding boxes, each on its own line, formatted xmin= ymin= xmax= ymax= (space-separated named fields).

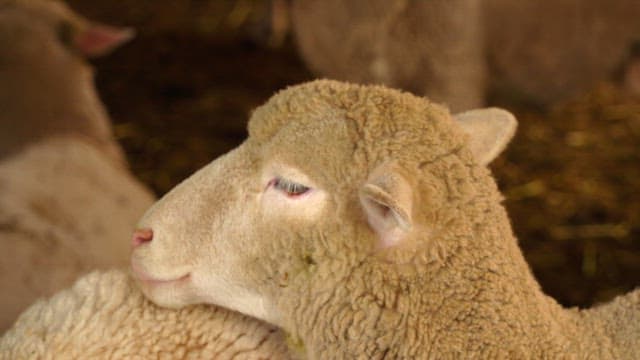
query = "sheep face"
xmin=131 ymin=116 xmax=358 ymax=324
xmin=131 ymin=80 xmax=516 ymax=328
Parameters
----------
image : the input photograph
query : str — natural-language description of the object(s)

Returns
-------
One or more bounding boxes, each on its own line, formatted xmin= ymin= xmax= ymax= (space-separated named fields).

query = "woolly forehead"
xmin=248 ymin=81 xmax=467 ymax=185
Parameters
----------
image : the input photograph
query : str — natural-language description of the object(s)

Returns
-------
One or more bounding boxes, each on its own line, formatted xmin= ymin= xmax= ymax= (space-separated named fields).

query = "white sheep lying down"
xmin=0 ymin=138 xmax=154 ymax=331
xmin=131 ymin=80 xmax=640 ymax=358
xmin=0 ymin=269 xmax=291 ymax=359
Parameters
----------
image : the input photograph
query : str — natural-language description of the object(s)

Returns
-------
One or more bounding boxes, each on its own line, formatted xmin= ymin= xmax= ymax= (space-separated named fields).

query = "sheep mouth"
xmin=137 ymin=273 xmax=191 ymax=286
xmin=131 ymin=262 xmax=191 ymax=286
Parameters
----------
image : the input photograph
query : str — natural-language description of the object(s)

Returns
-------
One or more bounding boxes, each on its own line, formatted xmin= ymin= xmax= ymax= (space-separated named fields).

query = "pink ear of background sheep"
xmin=75 ymin=23 xmax=134 ymax=58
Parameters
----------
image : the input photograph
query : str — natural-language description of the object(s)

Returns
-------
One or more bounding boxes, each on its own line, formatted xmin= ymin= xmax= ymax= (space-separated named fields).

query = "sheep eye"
xmin=272 ymin=177 xmax=310 ymax=197
xmin=56 ymin=21 xmax=74 ymax=48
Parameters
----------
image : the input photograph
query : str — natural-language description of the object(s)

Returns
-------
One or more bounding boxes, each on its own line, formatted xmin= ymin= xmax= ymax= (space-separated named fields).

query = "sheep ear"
xmin=453 ymin=107 xmax=517 ymax=165
xmin=359 ymin=163 xmax=413 ymax=249
xmin=75 ymin=23 xmax=135 ymax=58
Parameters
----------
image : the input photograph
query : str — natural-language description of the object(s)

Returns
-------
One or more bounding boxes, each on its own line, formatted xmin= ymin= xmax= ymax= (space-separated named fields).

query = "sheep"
xmin=290 ymin=0 xmax=640 ymax=110
xmin=131 ymin=80 xmax=640 ymax=358
xmin=0 ymin=0 xmax=133 ymax=162
xmin=0 ymin=138 xmax=154 ymax=331
xmin=0 ymin=0 xmax=154 ymax=331
xmin=0 ymin=269 xmax=292 ymax=359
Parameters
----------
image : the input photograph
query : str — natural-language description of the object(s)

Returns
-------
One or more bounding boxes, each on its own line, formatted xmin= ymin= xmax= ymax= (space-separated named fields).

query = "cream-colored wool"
xmin=133 ymin=80 xmax=639 ymax=358
xmin=291 ymin=0 xmax=640 ymax=109
xmin=0 ymin=138 xmax=154 ymax=331
xmin=0 ymin=269 xmax=291 ymax=359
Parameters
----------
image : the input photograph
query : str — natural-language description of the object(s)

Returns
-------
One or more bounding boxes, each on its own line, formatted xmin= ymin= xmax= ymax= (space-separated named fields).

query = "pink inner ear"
xmin=361 ymin=196 xmax=407 ymax=250
xmin=75 ymin=24 xmax=135 ymax=58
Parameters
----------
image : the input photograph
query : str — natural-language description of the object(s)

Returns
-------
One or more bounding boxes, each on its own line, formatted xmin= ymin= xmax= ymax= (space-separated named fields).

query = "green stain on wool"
xmin=285 ymin=332 xmax=306 ymax=357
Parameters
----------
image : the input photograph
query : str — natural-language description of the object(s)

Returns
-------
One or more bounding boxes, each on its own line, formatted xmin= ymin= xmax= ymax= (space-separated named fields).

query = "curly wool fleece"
xmin=133 ymin=80 xmax=639 ymax=359
xmin=0 ymin=269 xmax=291 ymax=359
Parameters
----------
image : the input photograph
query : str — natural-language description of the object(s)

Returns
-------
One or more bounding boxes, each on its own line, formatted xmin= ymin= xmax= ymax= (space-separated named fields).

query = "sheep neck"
xmin=279 ymin=202 xmax=621 ymax=359
xmin=0 ymin=57 xmax=122 ymax=162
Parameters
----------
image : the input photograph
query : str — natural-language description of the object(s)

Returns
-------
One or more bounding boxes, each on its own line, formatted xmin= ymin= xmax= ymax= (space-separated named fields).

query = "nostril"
xmin=132 ymin=228 xmax=153 ymax=248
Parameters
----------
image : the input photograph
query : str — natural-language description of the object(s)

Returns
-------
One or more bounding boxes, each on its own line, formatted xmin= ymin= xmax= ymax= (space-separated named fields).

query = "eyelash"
xmin=270 ymin=177 xmax=310 ymax=197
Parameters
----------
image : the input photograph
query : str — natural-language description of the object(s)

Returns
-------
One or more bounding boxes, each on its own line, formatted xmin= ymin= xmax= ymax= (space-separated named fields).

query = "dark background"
xmin=69 ymin=0 xmax=640 ymax=308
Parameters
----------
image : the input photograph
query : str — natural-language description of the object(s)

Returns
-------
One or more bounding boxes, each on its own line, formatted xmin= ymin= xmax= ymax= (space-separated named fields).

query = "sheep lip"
xmin=138 ymin=273 xmax=191 ymax=284
xmin=136 ymin=272 xmax=191 ymax=286
xmin=131 ymin=262 xmax=191 ymax=285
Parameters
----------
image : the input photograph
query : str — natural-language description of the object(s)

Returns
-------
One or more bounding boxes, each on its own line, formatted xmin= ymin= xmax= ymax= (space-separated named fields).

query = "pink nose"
xmin=132 ymin=228 xmax=153 ymax=248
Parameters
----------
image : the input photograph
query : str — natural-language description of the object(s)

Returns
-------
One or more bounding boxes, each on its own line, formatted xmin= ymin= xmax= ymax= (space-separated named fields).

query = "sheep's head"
xmin=131 ymin=80 xmax=517 ymax=326
xmin=0 ymin=0 xmax=133 ymax=67
xmin=0 ymin=0 xmax=134 ymax=161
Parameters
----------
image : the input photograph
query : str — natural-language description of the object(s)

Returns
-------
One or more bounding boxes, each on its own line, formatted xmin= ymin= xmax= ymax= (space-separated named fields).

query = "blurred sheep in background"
xmin=291 ymin=0 xmax=640 ymax=111
xmin=0 ymin=0 xmax=153 ymax=331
